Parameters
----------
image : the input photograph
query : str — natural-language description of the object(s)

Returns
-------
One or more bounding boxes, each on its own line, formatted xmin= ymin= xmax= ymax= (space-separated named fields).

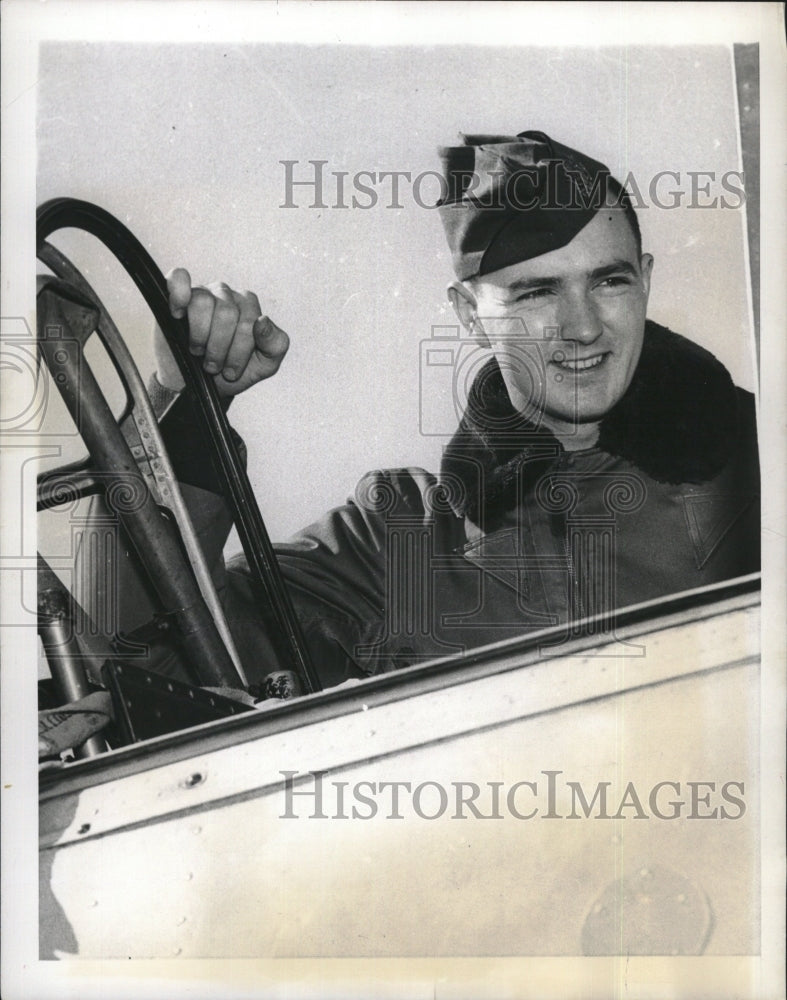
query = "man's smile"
xmin=551 ymin=351 xmax=609 ymax=373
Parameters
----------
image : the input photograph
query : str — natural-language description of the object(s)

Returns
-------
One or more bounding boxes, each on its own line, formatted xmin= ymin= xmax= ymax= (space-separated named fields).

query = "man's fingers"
xmin=166 ymin=268 xmax=192 ymax=319
xmin=202 ymin=283 xmax=240 ymax=373
xmin=185 ymin=287 xmax=217 ymax=356
xmin=212 ymin=308 xmax=290 ymax=394
xmin=241 ymin=290 xmax=262 ymax=322
xmin=220 ymin=291 xmax=260 ymax=380
xmin=159 ymin=273 xmax=289 ymax=394
xmin=253 ymin=315 xmax=290 ymax=365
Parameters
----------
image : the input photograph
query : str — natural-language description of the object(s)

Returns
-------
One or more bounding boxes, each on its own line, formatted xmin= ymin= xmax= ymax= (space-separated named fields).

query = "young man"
xmin=149 ymin=130 xmax=759 ymax=690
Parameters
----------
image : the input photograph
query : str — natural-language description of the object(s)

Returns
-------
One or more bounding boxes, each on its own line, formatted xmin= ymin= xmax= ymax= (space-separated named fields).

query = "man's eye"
xmin=597 ymin=275 xmax=632 ymax=290
xmin=514 ymin=287 xmax=553 ymax=303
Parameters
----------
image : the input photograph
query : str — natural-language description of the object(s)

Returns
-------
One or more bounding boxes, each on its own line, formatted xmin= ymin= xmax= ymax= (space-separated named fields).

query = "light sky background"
xmin=37 ymin=42 xmax=755 ymax=541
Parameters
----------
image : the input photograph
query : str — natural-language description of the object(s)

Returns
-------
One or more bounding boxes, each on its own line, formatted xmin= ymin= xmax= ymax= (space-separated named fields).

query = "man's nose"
xmin=557 ymin=291 xmax=603 ymax=344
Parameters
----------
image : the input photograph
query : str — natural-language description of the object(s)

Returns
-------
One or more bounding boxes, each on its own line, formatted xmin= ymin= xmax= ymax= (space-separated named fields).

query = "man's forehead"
xmin=475 ymin=208 xmax=639 ymax=289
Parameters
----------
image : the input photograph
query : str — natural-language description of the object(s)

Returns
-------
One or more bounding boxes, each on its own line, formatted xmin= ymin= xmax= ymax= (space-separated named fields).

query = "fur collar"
xmin=440 ymin=321 xmax=740 ymax=529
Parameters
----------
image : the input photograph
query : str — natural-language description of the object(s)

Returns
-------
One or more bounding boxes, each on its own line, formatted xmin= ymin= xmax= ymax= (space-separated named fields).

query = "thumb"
xmin=252 ymin=315 xmax=290 ymax=364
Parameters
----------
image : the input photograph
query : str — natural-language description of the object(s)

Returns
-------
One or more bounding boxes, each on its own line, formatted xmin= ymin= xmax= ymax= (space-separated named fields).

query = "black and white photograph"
xmin=1 ymin=2 xmax=785 ymax=998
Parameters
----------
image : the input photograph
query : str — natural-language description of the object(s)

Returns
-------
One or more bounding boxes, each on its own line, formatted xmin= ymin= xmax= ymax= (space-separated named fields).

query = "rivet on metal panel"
xmin=191 ymin=825 xmax=202 ymax=835
xmin=180 ymin=772 xmax=205 ymax=789
xmin=176 ymin=916 xmax=187 ymax=926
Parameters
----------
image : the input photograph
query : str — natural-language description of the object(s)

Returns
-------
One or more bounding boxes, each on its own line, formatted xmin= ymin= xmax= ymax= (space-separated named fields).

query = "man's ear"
xmin=640 ymin=253 xmax=654 ymax=301
xmin=447 ymin=281 xmax=489 ymax=346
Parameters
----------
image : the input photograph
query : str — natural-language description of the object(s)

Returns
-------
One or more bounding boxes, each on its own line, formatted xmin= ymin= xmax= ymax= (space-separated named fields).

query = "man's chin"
xmin=539 ymin=405 xmax=616 ymax=433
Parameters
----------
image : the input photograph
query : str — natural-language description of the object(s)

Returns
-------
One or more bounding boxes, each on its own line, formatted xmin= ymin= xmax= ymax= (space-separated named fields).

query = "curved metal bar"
xmin=38 ymin=239 xmax=248 ymax=686
xmin=37 ymin=277 xmax=241 ymax=689
xmin=37 ymin=198 xmax=320 ymax=693
xmin=38 ymin=465 xmax=102 ymax=511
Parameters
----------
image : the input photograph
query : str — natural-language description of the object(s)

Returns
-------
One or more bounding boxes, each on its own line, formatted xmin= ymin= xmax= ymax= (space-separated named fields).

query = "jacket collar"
xmin=440 ymin=321 xmax=740 ymax=529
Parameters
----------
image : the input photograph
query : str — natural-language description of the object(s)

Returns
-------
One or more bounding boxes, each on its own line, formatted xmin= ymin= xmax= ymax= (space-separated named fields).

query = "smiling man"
xmin=145 ymin=130 xmax=759 ymax=690
xmin=446 ymin=208 xmax=652 ymax=450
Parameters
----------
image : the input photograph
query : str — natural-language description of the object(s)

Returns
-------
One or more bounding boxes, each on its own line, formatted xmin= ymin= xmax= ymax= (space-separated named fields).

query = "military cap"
xmin=438 ymin=130 xmax=618 ymax=280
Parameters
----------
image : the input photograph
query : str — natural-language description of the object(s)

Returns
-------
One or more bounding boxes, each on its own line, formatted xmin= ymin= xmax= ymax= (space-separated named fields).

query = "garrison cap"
xmin=438 ymin=130 xmax=617 ymax=280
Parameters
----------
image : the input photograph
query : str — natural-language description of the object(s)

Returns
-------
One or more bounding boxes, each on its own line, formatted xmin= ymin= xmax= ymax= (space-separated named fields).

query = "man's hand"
xmin=154 ymin=268 xmax=290 ymax=397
